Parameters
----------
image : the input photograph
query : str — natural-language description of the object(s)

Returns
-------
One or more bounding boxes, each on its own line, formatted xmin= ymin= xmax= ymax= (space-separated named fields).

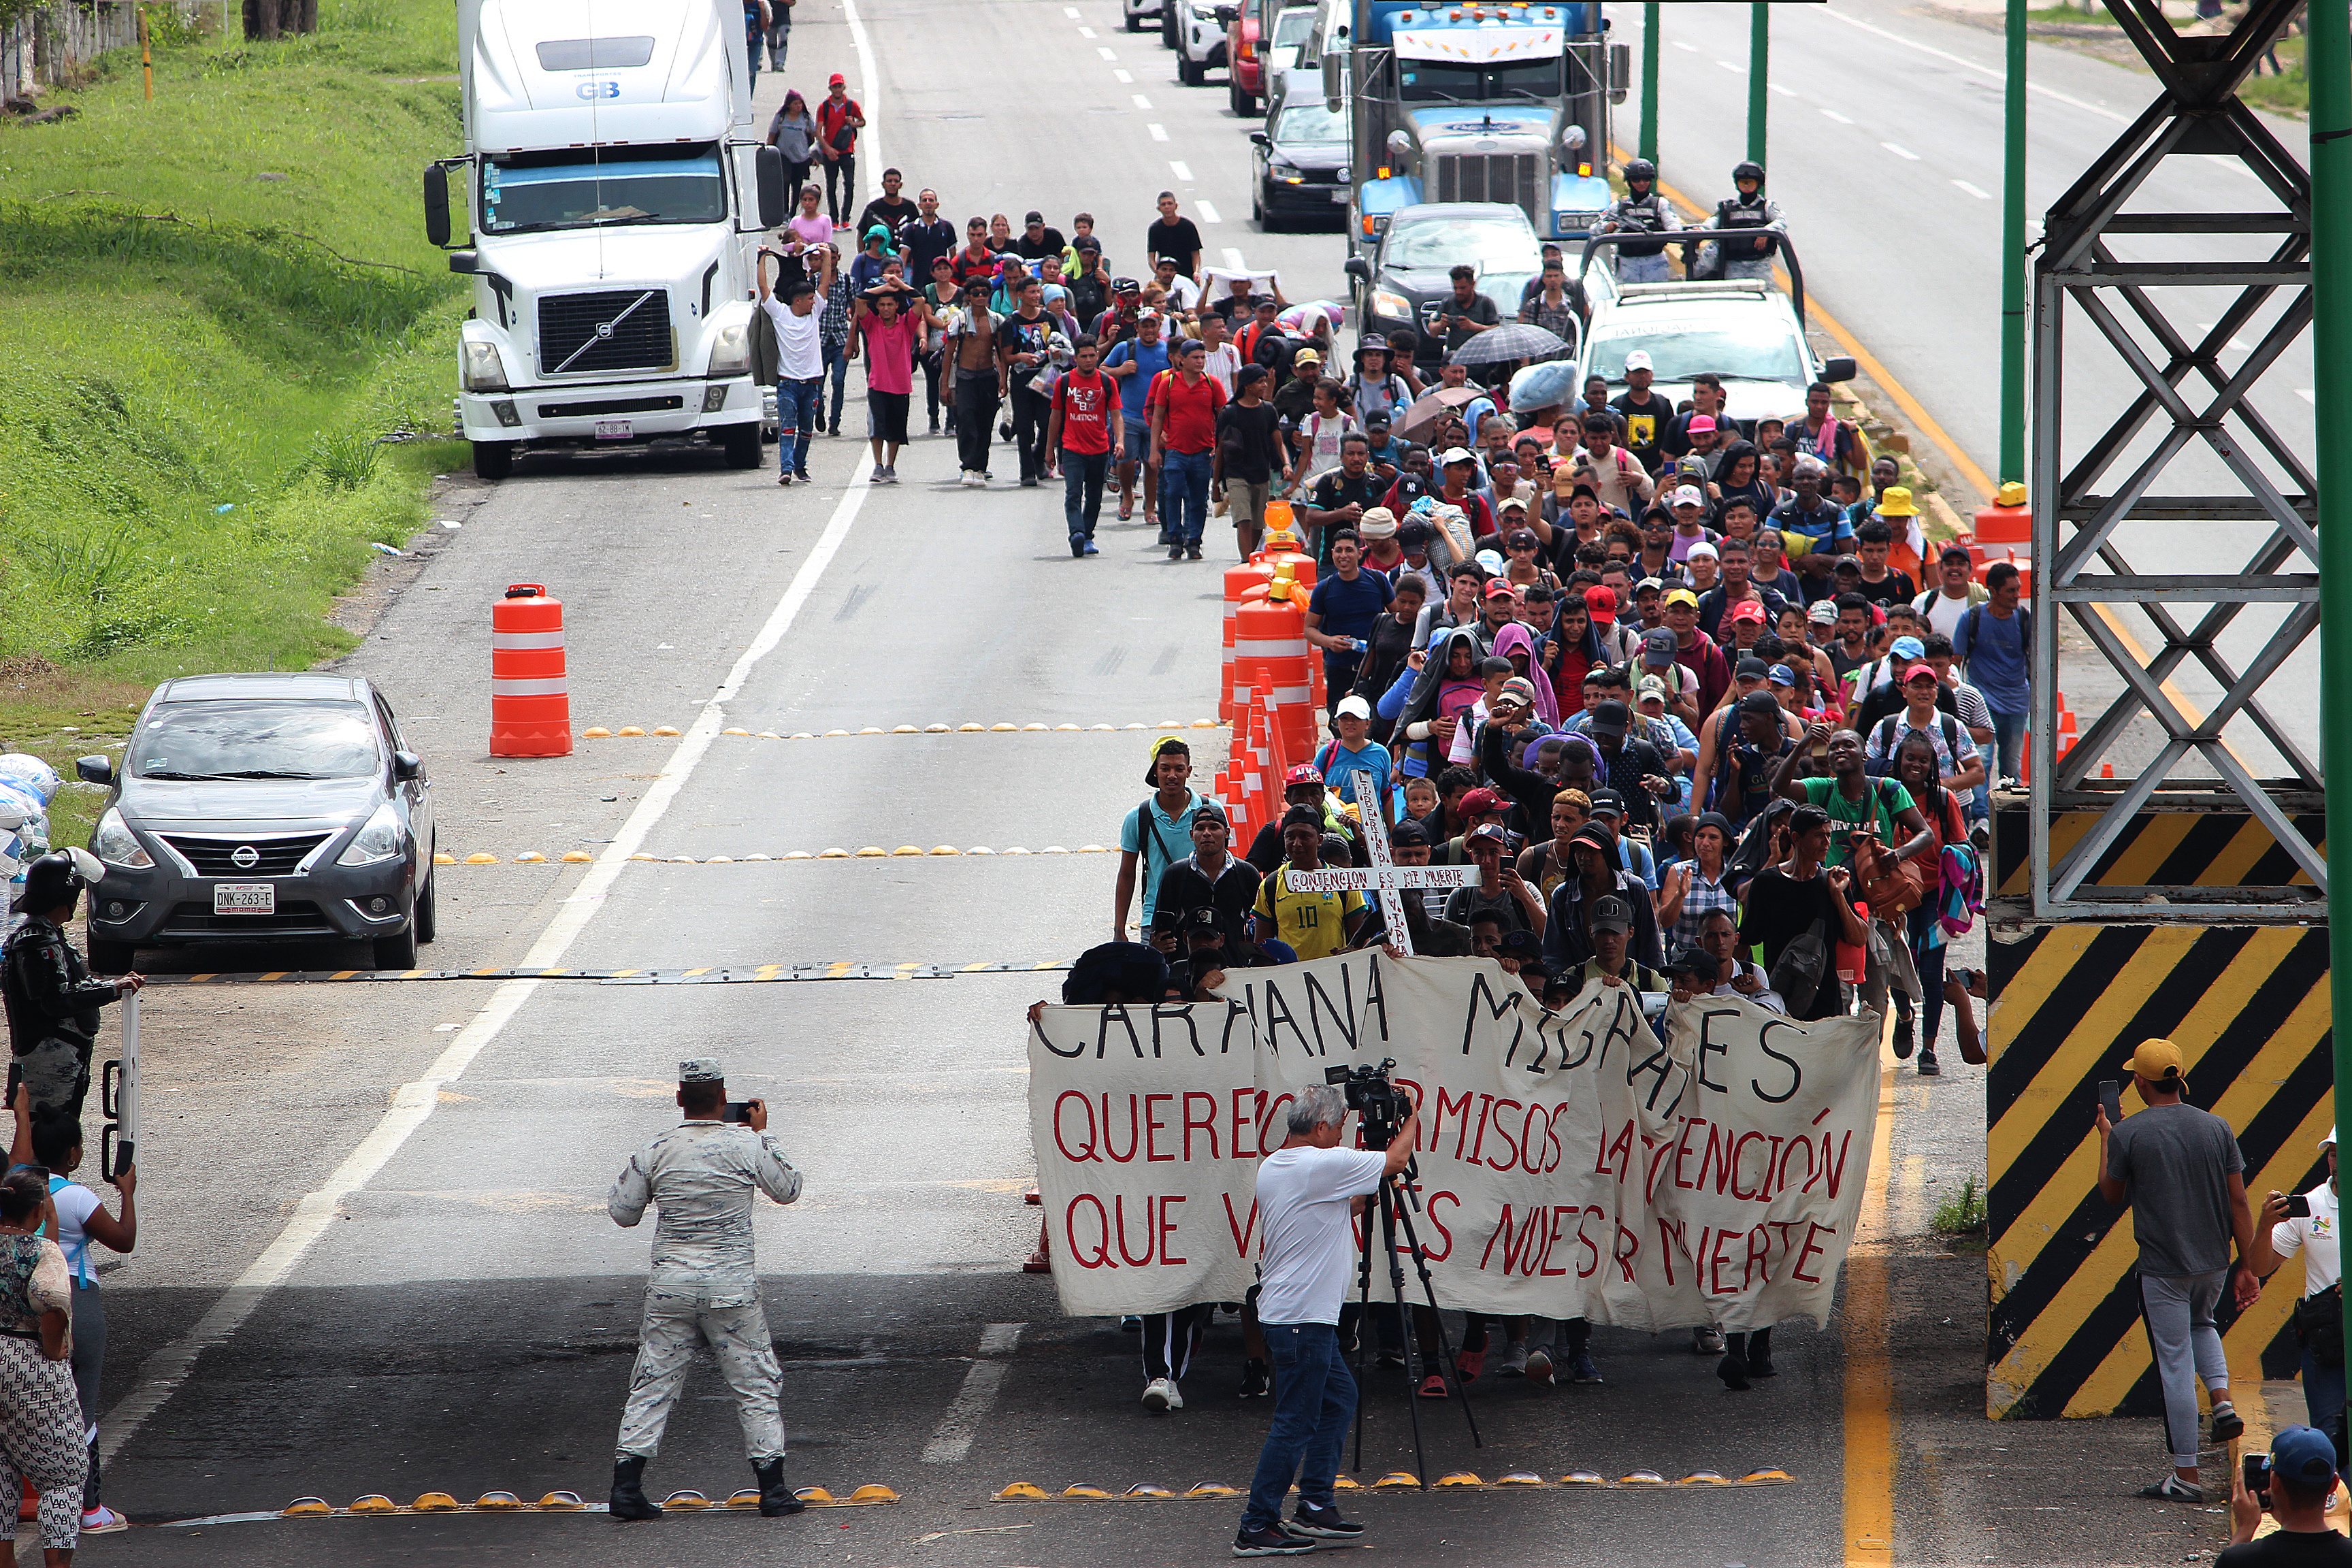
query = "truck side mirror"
xmin=755 ymin=145 xmax=787 ymax=229
xmin=1823 ymin=356 xmax=1857 ymax=384
xmin=1345 ymin=256 xmax=1373 ymax=283
xmin=1322 ymin=48 xmax=1342 ymax=112
xmin=423 ymin=163 xmax=451 ymax=248
xmin=1384 ymin=129 xmax=1413 ymax=165
xmin=76 ymin=755 xmax=114 ymax=787
xmin=1608 ymin=42 xmax=1631 ymax=102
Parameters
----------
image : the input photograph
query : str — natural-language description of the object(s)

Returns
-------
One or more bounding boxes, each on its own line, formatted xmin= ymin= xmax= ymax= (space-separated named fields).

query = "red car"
xmin=1222 ymin=0 xmax=1266 ymax=116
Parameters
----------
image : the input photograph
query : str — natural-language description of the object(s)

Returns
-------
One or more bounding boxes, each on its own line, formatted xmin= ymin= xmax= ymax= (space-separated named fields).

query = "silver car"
xmin=76 ymin=673 xmax=437 ymax=971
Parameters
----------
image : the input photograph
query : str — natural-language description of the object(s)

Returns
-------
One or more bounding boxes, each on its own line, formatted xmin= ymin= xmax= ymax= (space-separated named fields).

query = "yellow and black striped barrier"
xmin=1990 ymin=798 xmax=2325 ymax=899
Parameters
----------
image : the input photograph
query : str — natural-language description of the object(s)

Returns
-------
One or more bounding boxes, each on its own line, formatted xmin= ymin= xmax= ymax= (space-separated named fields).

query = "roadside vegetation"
xmin=0 ymin=0 xmax=466 ymax=832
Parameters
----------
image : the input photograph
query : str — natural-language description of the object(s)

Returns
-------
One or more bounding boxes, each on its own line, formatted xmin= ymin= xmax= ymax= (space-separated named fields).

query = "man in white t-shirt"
xmin=2250 ymin=1127 xmax=2344 ymax=1457
xmin=1235 ymin=1083 xmax=1417 ymax=1556
xmin=757 ymin=248 xmax=830 ymax=487
xmin=1912 ymin=544 xmax=1989 ymax=640
xmin=1196 ymin=311 xmax=1243 ymax=397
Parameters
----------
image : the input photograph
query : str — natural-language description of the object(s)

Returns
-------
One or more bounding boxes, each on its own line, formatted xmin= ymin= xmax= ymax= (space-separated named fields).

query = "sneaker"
xmin=1718 ymin=1352 xmax=1752 ymax=1391
xmin=1072 ymin=536 xmax=1088 ymax=559
xmin=883 ymin=466 xmax=898 ymax=484
xmin=1454 ymin=1346 xmax=1484 ymax=1383
xmin=1234 ymin=1523 xmax=1316 ymax=1556
xmin=1568 ymin=1351 xmax=1604 ymax=1384
xmin=2211 ymin=1401 xmax=2244 ymax=1443
xmin=1239 ymin=1358 xmax=1271 ymax=1399
xmin=1082 ymin=540 xmax=1099 ymax=556
xmin=828 ymin=423 xmax=841 ymax=437
xmin=1497 ymin=1339 xmax=1529 ymax=1377
xmin=870 ymin=463 xmax=887 ymax=483
xmin=998 ymin=420 xmax=1014 ymax=442
xmin=1970 ymin=821 xmax=1991 ymax=851
xmin=80 ymin=1506 xmax=130 ymax=1533
xmin=1693 ymin=1326 xmax=1727 ymax=1355
xmin=1523 ymin=1346 xmax=1554 ymax=1386
xmin=1288 ymin=1501 xmax=1365 ymax=1539
xmin=794 ymin=470 xmax=813 ymax=483
xmin=2137 ymin=1473 xmax=2204 ymax=1503
xmin=929 ymin=416 xmax=941 ymax=434
xmin=1169 ymin=543 xmax=1184 ymax=561
xmin=1892 ymin=1014 xmax=1915 ymax=1060
xmin=1748 ymin=1345 xmax=1776 ymax=1377
xmin=1022 ymin=476 xmax=1040 ymax=488
xmin=1141 ymin=1376 xmax=1182 ymax=1413
xmin=961 ymin=470 xmax=985 ymax=488
xmin=1374 ymin=1345 xmax=1405 ymax=1367
xmin=1917 ymin=1049 xmax=1942 ymax=1077
xmin=777 ymin=472 xmax=794 ymax=487
xmin=1187 ymin=544 xmax=1203 ymax=559
xmin=1418 ymin=1374 xmax=1448 ymax=1399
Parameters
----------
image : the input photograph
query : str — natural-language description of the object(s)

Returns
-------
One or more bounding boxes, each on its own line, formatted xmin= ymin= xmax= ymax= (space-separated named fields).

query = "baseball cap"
xmin=1735 ymin=655 xmax=1770 ymax=681
xmin=1024 ymin=210 xmax=1045 ymax=224
xmin=1729 ymin=600 xmax=1767 ymax=625
xmin=1285 ymin=763 xmax=1325 ymax=786
xmin=1622 ymin=349 xmax=1654 ymax=372
xmin=1496 ymin=676 xmax=1539 ymax=710
xmin=1293 ymin=348 xmax=1323 ymax=368
xmin=1590 ymin=894 xmax=1633 ymax=932
xmin=1505 ymin=527 xmax=1539 ymax=549
xmin=1664 ymin=949 xmax=1720 ymax=983
xmin=1587 ymin=788 xmax=1626 ymax=818
xmin=1808 ymin=599 xmax=1839 ymax=625
xmin=1484 ymin=578 xmax=1517 ymax=600
xmin=1180 ymin=906 xmax=1225 ymax=934
xmin=1192 ymin=804 xmax=1226 ymax=826
xmin=1901 ymin=662 xmax=1938 ymax=686
xmin=1687 ymin=414 xmax=1718 ymax=435
xmin=2119 ymin=1038 xmax=2187 ymax=1085
xmin=1497 ymin=928 xmax=1544 ymax=962
xmin=1460 ymin=787 xmax=1508 ymax=818
xmin=1833 ymin=554 xmax=1863 ymax=574
xmin=1637 ymin=674 xmax=1668 ymax=704
xmin=1390 ymin=819 xmax=1431 ymax=847
xmin=1584 ymin=585 xmax=1618 ymax=623
xmin=1891 ymin=635 xmax=1927 ymax=660
xmin=1358 ymin=508 xmax=1398 ymax=540
xmin=1397 ymin=518 xmax=1431 ymax=548
xmin=1113 ymin=276 xmax=1142 ymax=294
xmin=828 ymin=71 xmax=846 ymax=85
xmin=1669 ymin=485 xmax=1705 ymax=508
xmin=1589 ymin=702 xmax=1631 ymax=739
xmin=1077 ymin=236 xmax=1102 ymax=252
xmin=1365 ymin=409 xmax=1393 ymax=429
xmin=1466 ymin=822 xmax=1512 ymax=850
xmin=1636 ymin=576 xmax=1669 ymax=596
xmin=2327 ymin=1127 xmax=2340 ymax=1150
xmin=2273 ymin=1426 xmax=2339 ymax=1488
xmin=1876 ymin=485 xmax=1919 ymax=517
xmin=1335 ymin=693 xmax=1374 ymax=721
xmin=1642 ymin=627 xmax=1678 ymax=661
xmin=1739 ymin=691 xmax=1782 ymax=719
xmin=1663 ymin=587 xmax=1699 ymax=610
xmin=1438 ymin=446 xmax=1476 ymax=466
xmin=1499 ymin=494 xmax=1531 ymax=514
xmin=1768 ymin=663 xmax=1797 ymax=685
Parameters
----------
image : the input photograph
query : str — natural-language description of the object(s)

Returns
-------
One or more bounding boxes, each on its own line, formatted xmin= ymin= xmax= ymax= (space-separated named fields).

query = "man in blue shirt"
xmin=1103 ymin=313 xmax=1172 ymax=527
xmin=1769 ymin=457 xmax=1855 ymax=602
xmin=1303 ymin=530 xmax=1394 ymax=713
xmin=1952 ymin=560 xmax=2030 ymax=787
xmin=1114 ymin=737 xmax=1225 ymax=941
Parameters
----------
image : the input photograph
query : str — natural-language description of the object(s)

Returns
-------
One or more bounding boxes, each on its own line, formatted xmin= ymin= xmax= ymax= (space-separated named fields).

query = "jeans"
xmin=1063 ymin=449 xmax=1110 ymax=539
xmin=1323 ymin=651 xmax=1361 ymax=711
xmin=824 ymin=152 xmax=855 ymax=224
xmin=2138 ymin=1269 xmax=2230 ymax=1469
xmin=1895 ymin=900 xmax=1945 ymax=1045
xmin=1011 ymin=382 xmax=1052 ymax=481
xmin=1161 ymin=448 xmax=1212 ymax=548
xmin=1243 ymin=1322 xmax=1356 ymax=1531
xmin=924 ymin=353 xmax=945 ymax=428
xmin=955 ymin=372 xmax=1001 ymax=475
xmin=777 ymin=376 xmax=820 ymax=476
xmin=2302 ymin=1337 xmax=2348 ymax=1470
xmin=821 ymin=346 xmax=849 ymax=430
xmin=1989 ymin=706 xmax=2027 ymax=786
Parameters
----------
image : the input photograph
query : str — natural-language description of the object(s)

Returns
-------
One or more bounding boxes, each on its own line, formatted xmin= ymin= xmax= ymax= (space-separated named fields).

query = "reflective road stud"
xmin=490 ymin=583 xmax=571 ymax=757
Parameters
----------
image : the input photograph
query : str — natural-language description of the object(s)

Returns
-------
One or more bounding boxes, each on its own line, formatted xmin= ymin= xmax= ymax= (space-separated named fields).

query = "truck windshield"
xmin=1395 ymin=56 xmax=1561 ymax=101
xmin=1272 ymin=7 xmax=1314 ymax=46
xmin=480 ymin=145 xmax=727 ymax=233
xmin=1587 ymin=318 xmax=1811 ymax=386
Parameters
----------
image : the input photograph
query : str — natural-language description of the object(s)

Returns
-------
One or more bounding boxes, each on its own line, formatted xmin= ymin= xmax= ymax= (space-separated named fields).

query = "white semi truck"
xmin=424 ymin=0 xmax=788 ymax=479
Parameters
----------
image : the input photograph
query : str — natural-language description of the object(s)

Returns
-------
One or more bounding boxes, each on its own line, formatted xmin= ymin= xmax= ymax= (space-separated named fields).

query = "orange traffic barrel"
xmin=1222 ymin=560 xmax=1278 ymax=721
xmin=491 ymin=583 xmax=572 ymax=757
xmin=1235 ymin=595 xmax=1316 ymax=762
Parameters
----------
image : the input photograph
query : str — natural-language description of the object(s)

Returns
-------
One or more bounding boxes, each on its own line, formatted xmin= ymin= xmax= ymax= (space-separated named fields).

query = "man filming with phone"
xmin=606 ymin=1058 xmax=804 ymax=1523
xmin=2246 ymin=1128 xmax=2346 ymax=1469
xmin=2221 ymin=1426 xmax=2352 ymax=1564
xmin=1234 ymin=1084 xmax=1418 ymax=1558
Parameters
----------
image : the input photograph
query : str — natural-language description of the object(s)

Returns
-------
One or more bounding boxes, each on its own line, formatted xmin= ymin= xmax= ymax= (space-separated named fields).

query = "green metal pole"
xmin=1746 ymin=2 xmax=1767 ymax=166
xmin=1997 ymin=0 xmax=2027 ymax=486
xmin=1639 ymin=1 xmax=1660 ymax=165
xmin=2311 ymin=0 xmax=2352 ymax=1441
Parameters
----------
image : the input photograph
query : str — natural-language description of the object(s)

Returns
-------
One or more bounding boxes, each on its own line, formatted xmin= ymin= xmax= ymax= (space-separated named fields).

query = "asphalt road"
xmin=1628 ymin=0 xmax=2319 ymax=779
xmin=49 ymin=3 xmax=2224 ymax=1565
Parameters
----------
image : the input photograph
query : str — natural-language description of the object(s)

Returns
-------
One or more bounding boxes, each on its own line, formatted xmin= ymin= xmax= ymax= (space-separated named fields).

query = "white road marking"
xmin=1079 ymin=23 xmax=1096 ymax=35
xmin=2298 ymin=388 xmax=2316 ymax=404
xmin=1673 ymin=39 xmax=1697 ymax=51
xmin=1820 ymin=107 xmax=1852 ymax=123
xmin=1115 ymin=67 xmax=1132 ymax=81
xmin=1882 ymin=141 xmax=1920 ymax=160
xmin=921 ymin=1324 xmax=1028 ymax=1464
xmin=98 ymin=453 xmax=884 ymax=1467
xmin=1133 ymin=92 xmax=1152 ymax=107
xmin=1824 ymin=4 xmax=2131 ymax=123
xmin=1716 ymin=58 xmax=1742 ymax=72
xmin=1224 ymin=246 xmax=1246 ymax=267
xmin=1064 ymin=5 xmax=1079 ymax=14
xmin=846 ymin=0 xmax=883 ymax=197
xmin=1769 ymin=82 xmax=1796 ymax=96
xmin=1098 ymin=44 xmax=1118 ymax=59
xmin=1953 ymin=179 xmax=1992 ymax=199
xmin=1171 ymin=159 xmax=1194 ymax=181
xmin=1149 ymin=122 xmax=1169 ymax=140
xmin=1196 ymin=199 xmax=1222 ymax=223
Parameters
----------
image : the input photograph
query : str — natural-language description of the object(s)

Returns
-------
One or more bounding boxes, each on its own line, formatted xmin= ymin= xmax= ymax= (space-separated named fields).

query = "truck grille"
xmin=1433 ymin=152 xmax=1541 ymax=218
xmin=537 ymin=289 xmax=675 ymax=376
xmin=161 ymin=833 xmax=330 ymax=877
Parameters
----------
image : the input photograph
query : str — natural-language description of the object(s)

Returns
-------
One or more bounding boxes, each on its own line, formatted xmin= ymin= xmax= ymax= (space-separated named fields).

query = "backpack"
xmin=1959 ymin=602 xmax=2030 ymax=669
xmin=1869 ymin=711 xmax=1963 ymax=777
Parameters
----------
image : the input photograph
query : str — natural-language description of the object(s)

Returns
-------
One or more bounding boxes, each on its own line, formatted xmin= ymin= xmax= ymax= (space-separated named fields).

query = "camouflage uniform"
xmin=608 ymin=1116 xmax=802 ymax=1462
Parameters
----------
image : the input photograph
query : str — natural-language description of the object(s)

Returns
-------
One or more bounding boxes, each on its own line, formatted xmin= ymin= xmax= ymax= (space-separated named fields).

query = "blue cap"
xmin=1768 ymin=663 xmax=1796 ymax=685
xmin=2272 ymin=1426 xmax=2338 ymax=1486
xmin=1891 ymin=635 xmax=1926 ymax=659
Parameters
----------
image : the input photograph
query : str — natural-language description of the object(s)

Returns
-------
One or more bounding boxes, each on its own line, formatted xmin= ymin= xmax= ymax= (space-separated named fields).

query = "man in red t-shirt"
xmin=815 ymin=74 xmax=865 ymax=225
xmin=1048 ymin=338 xmax=1124 ymax=558
xmin=1147 ymin=338 xmax=1225 ymax=562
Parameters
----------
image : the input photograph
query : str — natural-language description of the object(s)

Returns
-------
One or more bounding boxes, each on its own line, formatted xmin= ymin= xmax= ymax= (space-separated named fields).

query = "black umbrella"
xmin=1446 ymin=321 xmax=1571 ymax=367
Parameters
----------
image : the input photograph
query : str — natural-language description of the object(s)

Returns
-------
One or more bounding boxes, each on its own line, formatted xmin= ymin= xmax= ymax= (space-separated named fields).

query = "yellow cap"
xmin=2119 ymin=1037 xmax=2187 ymax=1085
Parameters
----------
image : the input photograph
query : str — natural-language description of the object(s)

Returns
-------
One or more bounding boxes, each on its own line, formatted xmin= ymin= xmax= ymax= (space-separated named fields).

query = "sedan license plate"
xmin=594 ymin=419 xmax=632 ymax=441
xmin=1330 ymin=189 xmax=1351 ymax=203
xmin=214 ymin=883 xmax=276 ymax=915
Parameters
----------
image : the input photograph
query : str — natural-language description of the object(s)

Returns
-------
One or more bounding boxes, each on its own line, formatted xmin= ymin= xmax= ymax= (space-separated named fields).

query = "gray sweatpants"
xmin=2138 ymin=1269 xmax=2230 ymax=1469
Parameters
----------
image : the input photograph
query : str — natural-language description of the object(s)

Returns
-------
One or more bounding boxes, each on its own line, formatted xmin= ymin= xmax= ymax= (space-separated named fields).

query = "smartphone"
xmin=2245 ymin=1452 xmax=2271 ymax=1497
xmin=2287 ymin=1194 xmax=2313 ymax=1218
xmin=2097 ymin=1080 xmax=2124 ymax=1127
xmin=721 ymin=1101 xmax=755 ymax=1125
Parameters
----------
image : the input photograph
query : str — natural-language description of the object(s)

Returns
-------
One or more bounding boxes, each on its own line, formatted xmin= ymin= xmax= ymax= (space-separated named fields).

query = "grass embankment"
xmin=0 ymin=0 xmax=468 ymax=845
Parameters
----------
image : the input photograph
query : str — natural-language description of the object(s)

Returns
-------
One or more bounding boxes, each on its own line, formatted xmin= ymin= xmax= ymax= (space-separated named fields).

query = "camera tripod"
xmin=1348 ymin=1149 xmax=1482 ymax=1486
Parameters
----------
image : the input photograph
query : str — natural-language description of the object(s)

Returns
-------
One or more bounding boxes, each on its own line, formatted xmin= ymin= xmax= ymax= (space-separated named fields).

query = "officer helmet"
xmin=1733 ymin=160 xmax=1765 ymax=186
xmin=1624 ymin=158 xmax=1657 ymax=186
xmin=10 ymin=847 xmax=103 ymax=917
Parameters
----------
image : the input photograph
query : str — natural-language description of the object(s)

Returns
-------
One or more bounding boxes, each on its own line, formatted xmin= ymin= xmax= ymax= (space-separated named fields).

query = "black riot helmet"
xmin=1733 ymin=160 xmax=1765 ymax=189
xmin=1623 ymin=158 xmax=1657 ymax=188
xmin=10 ymin=848 xmax=103 ymax=917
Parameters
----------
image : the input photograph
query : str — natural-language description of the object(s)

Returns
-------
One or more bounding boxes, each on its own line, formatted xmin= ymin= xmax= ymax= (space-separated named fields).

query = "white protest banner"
xmin=1026 ymin=952 xmax=1881 ymax=1332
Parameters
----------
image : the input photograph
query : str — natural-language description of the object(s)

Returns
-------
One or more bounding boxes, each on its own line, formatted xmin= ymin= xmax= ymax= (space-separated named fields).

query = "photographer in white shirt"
xmin=2248 ymin=1127 xmax=2345 ymax=1465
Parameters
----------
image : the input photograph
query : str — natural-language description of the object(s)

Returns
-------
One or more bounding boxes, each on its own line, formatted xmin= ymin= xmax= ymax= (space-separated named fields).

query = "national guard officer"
xmin=1702 ymin=161 xmax=1784 ymax=282
xmin=3 ymin=849 xmax=142 ymax=1122
xmin=1603 ymin=158 xmax=1678 ymax=284
xmin=606 ymin=1058 xmax=804 ymax=1521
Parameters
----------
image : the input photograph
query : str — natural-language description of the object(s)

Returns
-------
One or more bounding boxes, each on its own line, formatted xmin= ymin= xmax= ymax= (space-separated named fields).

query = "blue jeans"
xmin=1988 ymin=706 xmax=2027 ymax=787
xmin=1243 ymin=1322 xmax=1355 ymax=1531
xmin=820 ymin=348 xmax=849 ymax=429
xmin=2304 ymin=1338 xmax=2347 ymax=1468
xmin=777 ymin=376 xmax=820 ymax=477
xmin=1161 ymin=448 xmax=1212 ymax=548
xmin=1063 ymin=450 xmax=1110 ymax=540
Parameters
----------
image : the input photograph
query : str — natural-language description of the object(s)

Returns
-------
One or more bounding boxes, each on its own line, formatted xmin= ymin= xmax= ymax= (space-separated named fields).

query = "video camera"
xmin=1325 ymin=1058 xmax=1411 ymax=1152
